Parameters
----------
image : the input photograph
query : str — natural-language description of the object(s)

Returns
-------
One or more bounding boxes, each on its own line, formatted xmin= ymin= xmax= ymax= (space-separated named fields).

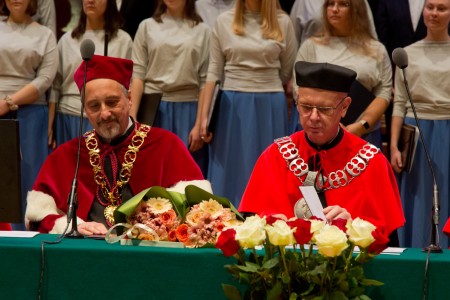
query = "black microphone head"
xmin=80 ymin=39 xmax=95 ymax=61
xmin=392 ymin=48 xmax=408 ymax=69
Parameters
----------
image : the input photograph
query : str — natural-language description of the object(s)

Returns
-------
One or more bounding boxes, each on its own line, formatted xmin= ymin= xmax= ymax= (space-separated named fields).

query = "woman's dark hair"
xmin=0 ymin=0 xmax=38 ymax=17
xmin=72 ymin=0 xmax=124 ymax=42
xmin=153 ymin=0 xmax=202 ymax=25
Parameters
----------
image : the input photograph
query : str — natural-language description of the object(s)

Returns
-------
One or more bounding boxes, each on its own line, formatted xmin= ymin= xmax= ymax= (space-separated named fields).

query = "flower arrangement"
xmin=108 ymin=185 xmax=243 ymax=248
xmin=216 ymin=214 xmax=389 ymax=300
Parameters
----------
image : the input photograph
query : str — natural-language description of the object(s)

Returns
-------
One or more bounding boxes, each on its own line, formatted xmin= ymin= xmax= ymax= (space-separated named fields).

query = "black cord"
xmin=422 ymin=247 xmax=431 ymax=300
xmin=38 ymin=233 xmax=66 ymax=300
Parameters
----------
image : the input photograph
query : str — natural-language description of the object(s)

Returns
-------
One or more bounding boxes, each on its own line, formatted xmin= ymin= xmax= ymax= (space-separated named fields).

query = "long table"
xmin=0 ymin=234 xmax=449 ymax=299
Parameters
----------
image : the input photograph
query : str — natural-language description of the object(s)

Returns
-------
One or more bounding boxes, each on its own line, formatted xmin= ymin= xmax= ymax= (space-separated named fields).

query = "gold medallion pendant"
xmin=104 ymin=205 xmax=117 ymax=225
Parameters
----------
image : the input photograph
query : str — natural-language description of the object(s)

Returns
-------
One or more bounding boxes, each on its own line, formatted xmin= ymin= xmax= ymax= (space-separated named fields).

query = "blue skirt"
xmin=14 ymin=105 xmax=50 ymax=229
xmin=55 ymin=112 xmax=93 ymax=146
xmin=397 ymin=117 xmax=450 ymax=248
xmin=154 ymin=101 xmax=208 ymax=177
xmin=289 ymin=108 xmax=300 ymax=134
xmin=208 ymin=91 xmax=289 ymax=207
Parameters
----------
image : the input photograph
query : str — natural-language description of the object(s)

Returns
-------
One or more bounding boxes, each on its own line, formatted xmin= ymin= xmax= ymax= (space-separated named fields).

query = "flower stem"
xmin=279 ymin=246 xmax=291 ymax=294
xmin=252 ymin=248 xmax=260 ymax=266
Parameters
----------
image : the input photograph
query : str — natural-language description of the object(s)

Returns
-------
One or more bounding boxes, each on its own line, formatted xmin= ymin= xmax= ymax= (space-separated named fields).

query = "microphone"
xmin=392 ymin=48 xmax=442 ymax=253
xmin=80 ymin=39 xmax=95 ymax=61
xmin=64 ymin=39 xmax=95 ymax=238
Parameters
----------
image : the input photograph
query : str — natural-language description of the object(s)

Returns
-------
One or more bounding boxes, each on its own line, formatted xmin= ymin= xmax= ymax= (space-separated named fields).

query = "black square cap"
xmin=295 ymin=61 xmax=357 ymax=93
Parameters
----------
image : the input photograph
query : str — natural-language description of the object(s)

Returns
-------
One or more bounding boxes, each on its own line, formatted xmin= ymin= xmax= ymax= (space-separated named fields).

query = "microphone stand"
xmin=64 ymin=62 xmax=89 ymax=239
xmin=400 ymin=68 xmax=441 ymax=253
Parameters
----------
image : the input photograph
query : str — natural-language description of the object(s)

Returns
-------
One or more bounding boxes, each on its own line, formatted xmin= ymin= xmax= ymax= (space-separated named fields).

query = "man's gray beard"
xmin=97 ymin=122 xmax=120 ymax=140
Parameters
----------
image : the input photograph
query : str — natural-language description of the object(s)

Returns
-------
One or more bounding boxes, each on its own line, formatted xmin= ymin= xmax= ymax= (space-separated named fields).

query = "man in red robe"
xmin=239 ymin=62 xmax=404 ymax=244
xmin=25 ymin=55 xmax=210 ymax=235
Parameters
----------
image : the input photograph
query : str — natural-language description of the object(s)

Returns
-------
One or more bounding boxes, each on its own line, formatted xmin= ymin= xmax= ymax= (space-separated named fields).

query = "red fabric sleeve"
xmin=0 ymin=223 xmax=12 ymax=231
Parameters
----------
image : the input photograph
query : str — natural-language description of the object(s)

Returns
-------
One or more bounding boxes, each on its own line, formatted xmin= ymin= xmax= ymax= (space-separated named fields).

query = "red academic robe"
xmin=0 ymin=223 xmax=11 ymax=231
xmin=27 ymin=123 xmax=206 ymax=233
xmin=239 ymin=130 xmax=405 ymax=238
xmin=443 ymin=218 xmax=450 ymax=239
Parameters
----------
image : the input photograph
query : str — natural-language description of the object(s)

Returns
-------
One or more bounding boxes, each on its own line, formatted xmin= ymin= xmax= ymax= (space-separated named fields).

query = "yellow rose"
xmin=265 ymin=220 xmax=296 ymax=246
xmin=346 ymin=217 xmax=376 ymax=248
xmin=310 ymin=219 xmax=326 ymax=242
xmin=315 ymin=225 xmax=349 ymax=257
xmin=235 ymin=215 xmax=266 ymax=248
xmin=185 ymin=209 xmax=203 ymax=226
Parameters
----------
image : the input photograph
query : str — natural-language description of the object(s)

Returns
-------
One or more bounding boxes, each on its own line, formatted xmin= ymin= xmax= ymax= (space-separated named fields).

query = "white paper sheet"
xmin=0 ymin=231 xmax=39 ymax=238
xmin=299 ymin=186 xmax=326 ymax=220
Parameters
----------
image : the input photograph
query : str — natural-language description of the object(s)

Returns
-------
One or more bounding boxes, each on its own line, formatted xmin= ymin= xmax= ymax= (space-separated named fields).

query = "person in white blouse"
xmin=290 ymin=0 xmax=377 ymax=45
xmin=390 ymin=0 xmax=450 ymax=248
xmin=130 ymin=0 xmax=210 ymax=176
xmin=49 ymin=0 xmax=132 ymax=146
xmin=0 ymin=0 xmax=58 ymax=228
xmin=199 ymin=0 xmax=297 ymax=207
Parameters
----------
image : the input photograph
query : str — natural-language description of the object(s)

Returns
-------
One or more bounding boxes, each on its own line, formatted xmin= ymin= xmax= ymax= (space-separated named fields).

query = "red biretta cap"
xmin=74 ymin=55 xmax=133 ymax=92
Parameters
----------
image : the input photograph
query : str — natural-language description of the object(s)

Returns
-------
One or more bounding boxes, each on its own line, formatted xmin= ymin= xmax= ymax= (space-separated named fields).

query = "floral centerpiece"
xmin=106 ymin=185 xmax=244 ymax=247
xmin=216 ymin=214 xmax=389 ymax=299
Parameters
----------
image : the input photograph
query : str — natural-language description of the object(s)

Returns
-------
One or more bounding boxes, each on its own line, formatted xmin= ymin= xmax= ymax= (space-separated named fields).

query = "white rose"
xmin=346 ymin=217 xmax=376 ymax=248
xmin=310 ymin=219 xmax=326 ymax=242
xmin=265 ymin=220 xmax=296 ymax=246
xmin=315 ymin=225 xmax=349 ymax=257
xmin=234 ymin=215 xmax=266 ymax=248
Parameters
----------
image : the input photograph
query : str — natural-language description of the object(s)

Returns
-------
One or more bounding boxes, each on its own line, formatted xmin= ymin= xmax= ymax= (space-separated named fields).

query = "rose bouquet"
xmin=216 ymin=215 xmax=388 ymax=300
xmin=107 ymin=185 xmax=244 ymax=248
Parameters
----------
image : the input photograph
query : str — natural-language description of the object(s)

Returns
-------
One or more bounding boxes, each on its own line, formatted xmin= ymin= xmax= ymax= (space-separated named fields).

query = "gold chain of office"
xmin=274 ymin=136 xmax=379 ymax=190
xmin=84 ymin=124 xmax=151 ymax=225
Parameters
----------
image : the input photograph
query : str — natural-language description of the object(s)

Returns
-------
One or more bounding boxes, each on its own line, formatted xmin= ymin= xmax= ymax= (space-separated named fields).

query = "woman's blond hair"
xmin=314 ymin=0 xmax=378 ymax=58
xmin=232 ymin=0 xmax=284 ymax=42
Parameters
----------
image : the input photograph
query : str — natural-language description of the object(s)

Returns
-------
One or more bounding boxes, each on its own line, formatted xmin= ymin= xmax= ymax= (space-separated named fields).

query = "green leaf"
xmin=237 ymin=262 xmax=259 ymax=273
xmin=360 ymin=279 xmax=384 ymax=286
xmin=327 ymin=290 xmax=348 ymax=300
xmin=114 ymin=187 xmax=151 ymax=225
xmin=222 ymin=284 xmax=242 ymax=300
xmin=184 ymin=185 xmax=244 ymax=220
xmin=267 ymin=281 xmax=283 ymax=300
xmin=262 ymin=257 xmax=280 ymax=269
xmin=281 ymin=272 xmax=291 ymax=284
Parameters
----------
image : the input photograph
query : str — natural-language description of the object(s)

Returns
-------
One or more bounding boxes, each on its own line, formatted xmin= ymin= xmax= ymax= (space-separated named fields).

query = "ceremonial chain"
xmin=84 ymin=124 xmax=151 ymax=225
xmin=274 ymin=136 xmax=379 ymax=191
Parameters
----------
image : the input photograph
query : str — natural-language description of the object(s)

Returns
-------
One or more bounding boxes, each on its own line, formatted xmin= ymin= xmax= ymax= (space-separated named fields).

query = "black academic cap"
xmin=295 ymin=61 xmax=357 ymax=93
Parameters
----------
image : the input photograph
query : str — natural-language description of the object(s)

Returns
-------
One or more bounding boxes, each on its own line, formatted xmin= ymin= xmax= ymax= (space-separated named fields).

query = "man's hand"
xmin=323 ymin=205 xmax=352 ymax=222
xmin=78 ymin=221 xmax=108 ymax=236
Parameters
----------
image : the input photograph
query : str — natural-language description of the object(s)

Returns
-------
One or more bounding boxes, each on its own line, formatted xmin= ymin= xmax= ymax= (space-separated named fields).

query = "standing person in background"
xmin=200 ymin=0 xmax=297 ymax=207
xmin=0 ymin=0 xmax=57 ymax=229
xmin=0 ymin=0 xmax=56 ymax=35
xmin=34 ymin=0 xmax=56 ymax=35
xmin=130 ymin=0 xmax=210 ymax=177
xmin=118 ymin=0 xmax=155 ymax=39
xmin=195 ymin=0 xmax=235 ymax=28
xmin=50 ymin=0 xmax=132 ymax=147
xmin=287 ymin=0 xmax=377 ymax=134
xmin=374 ymin=0 xmax=449 ymax=159
xmin=290 ymin=0 xmax=377 ymax=46
xmin=295 ymin=0 xmax=391 ymax=149
xmin=390 ymin=0 xmax=450 ymax=248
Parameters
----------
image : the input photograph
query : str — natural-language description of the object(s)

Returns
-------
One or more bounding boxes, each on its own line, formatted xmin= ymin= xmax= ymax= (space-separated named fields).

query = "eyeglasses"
xmin=297 ymin=96 xmax=346 ymax=117
xmin=327 ymin=1 xmax=351 ymax=9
